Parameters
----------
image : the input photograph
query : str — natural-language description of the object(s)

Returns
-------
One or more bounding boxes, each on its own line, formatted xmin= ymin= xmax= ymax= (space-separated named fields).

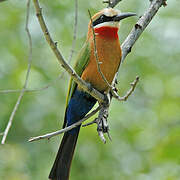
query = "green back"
xmin=65 ymin=41 xmax=90 ymax=107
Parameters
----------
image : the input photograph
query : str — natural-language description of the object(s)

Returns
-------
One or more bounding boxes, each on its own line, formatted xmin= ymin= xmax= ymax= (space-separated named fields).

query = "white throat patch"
xmin=94 ymin=21 xmax=119 ymax=29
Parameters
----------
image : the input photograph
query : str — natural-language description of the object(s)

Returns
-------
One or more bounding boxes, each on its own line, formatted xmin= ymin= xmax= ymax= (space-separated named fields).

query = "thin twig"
xmin=56 ymin=0 xmax=78 ymax=79
xmin=0 ymin=1 xmax=78 ymax=95
xmin=88 ymin=10 xmax=113 ymax=90
xmin=109 ymin=0 xmax=122 ymax=8
xmin=0 ymin=0 xmax=7 ymax=2
xmin=0 ymin=89 xmax=39 ymax=94
xmin=28 ymin=106 xmax=101 ymax=142
xmin=33 ymin=0 xmax=105 ymax=103
xmin=112 ymin=76 xmax=139 ymax=101
xmin=1 ymin=0 xmax=32 ymax=144
xmin=88 ymin=10 xmax=116 ymax=143
xmin=103 ymin=0 xmax=123 ymax=8
xmin=0 ymin=72 xmax=66 ymax=94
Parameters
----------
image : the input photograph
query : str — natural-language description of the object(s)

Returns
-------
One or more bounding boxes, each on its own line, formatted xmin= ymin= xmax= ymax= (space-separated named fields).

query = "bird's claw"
xmin=82 ymin=93 xmax=112 ymax=143
xmin=96 ymin=98 xmax=112 ymax=143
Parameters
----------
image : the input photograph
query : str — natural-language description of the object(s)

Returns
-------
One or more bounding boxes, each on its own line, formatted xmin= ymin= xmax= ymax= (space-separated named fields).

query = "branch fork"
xmin=82 ymin=76 xmax=139 ymax=143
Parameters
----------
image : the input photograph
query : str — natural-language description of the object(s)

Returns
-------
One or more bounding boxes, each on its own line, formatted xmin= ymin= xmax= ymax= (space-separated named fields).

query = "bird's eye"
xmin=100 ymin=15 xmax=105 ymax=22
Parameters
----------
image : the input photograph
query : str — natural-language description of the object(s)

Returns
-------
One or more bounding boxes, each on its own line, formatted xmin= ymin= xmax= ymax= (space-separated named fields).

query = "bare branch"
xmin=83 ymin=75 xmax=139 ymax=143
xmin=88 ymin=10 xmax=113 ymax=90
xmin=0 ymin=75 xmax=62 ymax=94
xmin=32 ymin=0 xmax=105 ymax=103
xmin=28 ymin=106 xmax=101 ymax=142
xmin=1 ymin=0 xmax=32 ymax=144
xmin=112 ymin=76 xmax=139 ymax=101
xmin=0 ymin=0 xmax=78 ymax=95
xmin=54 ymin=0 xmax=78 ymax=80
xmin=103 ymin=0 xmax=122 ymax=8
xmin=121 ymin=0 xmax=166 ymax=63
xmin=0 ymin=0 xmax=7 ymax=3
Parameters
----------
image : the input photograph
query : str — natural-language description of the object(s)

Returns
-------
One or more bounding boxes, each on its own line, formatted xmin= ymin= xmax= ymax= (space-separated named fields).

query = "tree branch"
xmin=0 ymin=0 xmax=78 ymax=95
xmin=103 ymin=0 xmax=123 ymax=8
xmin=1 ymin=0 xmax=33 ymax=144
xmin=28 ymin=106 xmax=101 ymax=142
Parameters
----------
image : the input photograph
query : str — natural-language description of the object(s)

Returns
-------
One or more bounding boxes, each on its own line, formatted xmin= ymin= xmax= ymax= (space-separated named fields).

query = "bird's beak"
xmin=113 ymin=12 xmax=136 ymax=21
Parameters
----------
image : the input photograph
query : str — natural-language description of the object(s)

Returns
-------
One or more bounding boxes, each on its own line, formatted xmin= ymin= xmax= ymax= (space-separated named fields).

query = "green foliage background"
xmin=0 ymin=0 xmax=180 ymax=179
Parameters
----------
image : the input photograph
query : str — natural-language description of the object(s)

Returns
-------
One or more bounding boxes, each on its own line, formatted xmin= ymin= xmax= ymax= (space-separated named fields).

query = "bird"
xmin=49 ymin=7 xmax=136 ymax=180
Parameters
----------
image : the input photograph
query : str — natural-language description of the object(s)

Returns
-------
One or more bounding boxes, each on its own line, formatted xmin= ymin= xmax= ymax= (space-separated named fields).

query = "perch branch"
xmin=28 ymin=106 xmax=101 ymax=142
xmin=33 ymin=0 xmax=105 ymax=103
xmin=1 ymin=0 xmax=32 ymax=144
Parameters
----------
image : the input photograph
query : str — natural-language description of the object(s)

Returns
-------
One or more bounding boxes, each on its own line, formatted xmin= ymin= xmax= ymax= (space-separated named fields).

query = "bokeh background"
xmin=0 ymin=0 xmax=180 ymax=179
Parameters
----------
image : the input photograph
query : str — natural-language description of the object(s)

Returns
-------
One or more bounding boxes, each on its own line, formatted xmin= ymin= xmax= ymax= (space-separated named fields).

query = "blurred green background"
xmin=0 ymin=0 xmax=180 ymax=179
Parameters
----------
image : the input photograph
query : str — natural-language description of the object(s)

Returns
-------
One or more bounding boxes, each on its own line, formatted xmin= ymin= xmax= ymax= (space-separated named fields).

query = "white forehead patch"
xmin=103 ymin=8 xmax=121 ymax=17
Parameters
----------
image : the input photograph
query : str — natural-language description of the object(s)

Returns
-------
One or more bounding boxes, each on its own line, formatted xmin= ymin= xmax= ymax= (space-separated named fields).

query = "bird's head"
xmin=88 ymin=8 xmax=136 ymax=38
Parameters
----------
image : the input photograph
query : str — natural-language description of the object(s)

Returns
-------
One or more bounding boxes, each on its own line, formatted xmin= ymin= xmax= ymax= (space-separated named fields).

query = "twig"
xmin=88 ymin=10 xmax=113 ymax=90
xmin=68 ymin=0 xmax=78 ymax=63
xmin=103 ymin=0 xmax=123 ymax=8
xmin=0 ymin=0 xmax=7 ymax=2
xmin=0 ymin=72 xmax=66 ymax=94
xmin=0 ymin=1 xmax=78 ymax=95
xmin=0 ymin=89 xmax=39 ymax=94
xmin=1 ymin=0 xmax=32 ymax=144
xmin=83 ymin=76 xmax=139 ymax=143
xmin=121 ymin=0 xmax=166 ymax=63
xmin=88 ymin=10 xmax=116 ymax=143
xmin=33 ymin=0 xmax=105 ymax=103
xmin=57 ymin=0 xmax=78 ymax=79
xmin=28 ymin=106 xmax=101 ymax=142
xmin=112 ymin=76 xmax=139 ymax=101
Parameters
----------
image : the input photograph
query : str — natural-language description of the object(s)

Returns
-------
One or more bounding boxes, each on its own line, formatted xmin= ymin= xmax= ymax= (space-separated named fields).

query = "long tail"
xmin=49 ymin=128 xmax=80 ymax=180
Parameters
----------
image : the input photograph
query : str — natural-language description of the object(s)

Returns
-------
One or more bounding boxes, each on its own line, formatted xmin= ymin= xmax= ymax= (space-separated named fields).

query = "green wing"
xmin=65 ymin=41 xmax=90 ymax=108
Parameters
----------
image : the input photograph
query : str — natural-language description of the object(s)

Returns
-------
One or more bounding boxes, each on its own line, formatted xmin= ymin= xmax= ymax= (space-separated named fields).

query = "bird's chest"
xmin=81 ymin=36 xmax=121 ymax=92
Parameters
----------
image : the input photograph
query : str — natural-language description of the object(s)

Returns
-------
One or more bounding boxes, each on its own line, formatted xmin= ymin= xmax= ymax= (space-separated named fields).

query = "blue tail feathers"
xmin=66 ymin=89 xmax=96 ymax=132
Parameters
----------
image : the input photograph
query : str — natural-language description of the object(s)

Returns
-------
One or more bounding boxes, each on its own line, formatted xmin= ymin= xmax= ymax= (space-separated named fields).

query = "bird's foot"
xmin=96 ymin=94 xmax=112 ymax=143
xmin=96 ymin=107 xmax=111 ymax=143
xmin=82 ymin=93 xmax=112 ymax=143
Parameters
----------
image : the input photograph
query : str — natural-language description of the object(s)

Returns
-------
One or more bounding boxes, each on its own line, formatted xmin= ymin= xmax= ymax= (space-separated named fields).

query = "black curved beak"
xmin=114 ymin=12 xmax=137 ymax=21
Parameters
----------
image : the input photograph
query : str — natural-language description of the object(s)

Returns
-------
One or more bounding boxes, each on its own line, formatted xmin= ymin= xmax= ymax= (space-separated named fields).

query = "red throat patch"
xmin=94 ymin=26 xmax=118 ymax=39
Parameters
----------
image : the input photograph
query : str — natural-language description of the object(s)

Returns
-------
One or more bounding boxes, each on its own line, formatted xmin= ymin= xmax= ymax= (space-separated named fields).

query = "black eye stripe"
xmin=93 ymin=15 xmax=116 ymax=27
